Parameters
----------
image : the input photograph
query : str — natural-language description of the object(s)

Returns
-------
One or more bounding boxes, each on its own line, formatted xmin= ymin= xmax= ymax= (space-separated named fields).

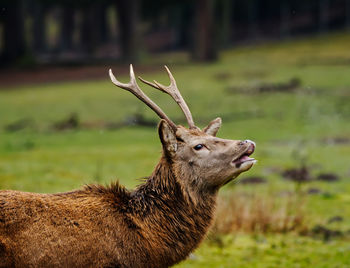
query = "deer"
xmin=0 ymin=65 xmax=256 ymax=268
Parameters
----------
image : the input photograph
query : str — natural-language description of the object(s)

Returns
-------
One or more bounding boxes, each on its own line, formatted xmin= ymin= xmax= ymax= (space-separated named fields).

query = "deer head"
xmin=109 ymin=65 xmax=256 ymax=192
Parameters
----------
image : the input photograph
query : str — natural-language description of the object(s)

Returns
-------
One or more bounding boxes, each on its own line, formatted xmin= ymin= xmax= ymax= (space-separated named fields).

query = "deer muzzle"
xmin=232 ymin=140 xmax=256 ymax=168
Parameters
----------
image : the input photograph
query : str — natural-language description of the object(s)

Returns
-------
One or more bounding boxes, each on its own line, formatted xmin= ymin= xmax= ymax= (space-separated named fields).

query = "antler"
xmin=109 ymin=65 xmax=177 ymax=131
xmin=138 ymin=66 xmax=196 ymax=129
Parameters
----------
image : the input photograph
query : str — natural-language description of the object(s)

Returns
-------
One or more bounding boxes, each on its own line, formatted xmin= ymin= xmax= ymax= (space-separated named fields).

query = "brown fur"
xmin=0 ymin=119 xmax=255 ymax=267
xmin=0 ymin=156 xmax=215 ymax=267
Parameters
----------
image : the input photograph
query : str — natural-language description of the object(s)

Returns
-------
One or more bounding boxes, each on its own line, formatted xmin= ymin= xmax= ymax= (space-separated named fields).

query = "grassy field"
xmin=1 ymin=32 xmax=350 ymax=267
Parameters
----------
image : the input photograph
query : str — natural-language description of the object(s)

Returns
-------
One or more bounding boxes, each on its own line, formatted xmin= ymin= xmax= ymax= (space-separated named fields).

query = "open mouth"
xmin=232 ymin=143 xmax=256 ymax=168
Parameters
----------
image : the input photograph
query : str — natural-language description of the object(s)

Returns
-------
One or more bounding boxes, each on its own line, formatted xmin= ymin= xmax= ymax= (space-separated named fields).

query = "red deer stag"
xmin=0 ymin=65 xmax=256 ymax=267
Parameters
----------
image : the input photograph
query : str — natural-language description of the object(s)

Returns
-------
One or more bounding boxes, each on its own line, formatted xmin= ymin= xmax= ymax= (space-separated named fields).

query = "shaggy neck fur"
xmin=127 ymin=156 xmax=217 ymax=267
xmin=0 ymin=156 xmax=218 ymax=268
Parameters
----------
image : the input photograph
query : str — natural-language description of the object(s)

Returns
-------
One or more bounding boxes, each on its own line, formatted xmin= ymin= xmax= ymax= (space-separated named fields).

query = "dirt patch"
xmin=213 ymin=72 xmax=232 ymax=81
xmin=316 ymin=173 xmax=339 ymax=182
xmin=282 ymin=165 xmax=313 ymax=183
xmin=4 ymin=118 xmax=36 ymax=132
xmin=328 ymin=216 xmax=343 ymax=224
xmin=0 ymin=64 xmax=160 ymax=89
xmin=123 ymin=114 xmax=157 ymax=128
xmin=239 ymin=176 xmax=267 ymax=185
xmin=53 ymin=113 xmax=80 ymax=131
xmin=256 ymin=77 xmax=301 ymax=93
xmin=310 ymin=224 xmax=343 ymax=242
xmin=322 ymin=136 xmax=350 ymax=145
xmin=299 ymin=57 xmax=350 ymax=66
xmin=307 ymin=187 xmax=322 ymax=195
xmin=52 ymin=113 xmax=157 ymax=131
xmin=4 ymin=112 xmax=158 ymax=133
xmin=240 ymin=70 xmax=268 ymax=79
xmin=227 ymin=77 xmax=302 ymax=94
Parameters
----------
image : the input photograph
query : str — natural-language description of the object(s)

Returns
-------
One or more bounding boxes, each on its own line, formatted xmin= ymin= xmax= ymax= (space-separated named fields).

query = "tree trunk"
xmin=115 ymin=0 xmax=140 ymax=62
xmin=31 ymin=2 xmax=47 ymax=53
xmin=192 ymin=0 xmax=217 ymax=62
xmin=319 ymin=0 xmax=330 ymax=33
xmin=96 ymin=4 xmax=109 ymax=43
xmin=218 ymin=0 xmax=233 ymax=48
xmin=81 ymin=4 xmax=103 ymax=54
xmin=60 ymin=6 xmax=75 ymax=52
xmin=280 ymin=0 xmax=290 ymax=38
xmin=247 ymin=0 xmax=259 ymax=39
xmin=176 ymin=4 xmax=193 ymax=49
xmin=1 ymin=0 xmax=26 ymax=64
xmin=346 ymin=0 xmax=350 ymax=31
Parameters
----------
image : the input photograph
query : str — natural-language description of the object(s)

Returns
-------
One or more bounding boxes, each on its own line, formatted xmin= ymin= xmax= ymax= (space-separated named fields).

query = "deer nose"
xmin=243 ymin=140 xmax=256 ymax=155
xmin=244 ymin=140 xmax=256 ymax=147
xmin=238 ymin=139 xmax=256 ymax=147
xmin=239 ymin=140 xmax=256 ymax=152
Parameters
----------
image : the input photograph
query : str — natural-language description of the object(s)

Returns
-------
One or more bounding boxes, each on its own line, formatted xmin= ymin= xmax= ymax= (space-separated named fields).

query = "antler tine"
xmin=138 ymin=66 xmax=196 ymax=129
xmin=109 ymin=64 xmax=177 ymax=131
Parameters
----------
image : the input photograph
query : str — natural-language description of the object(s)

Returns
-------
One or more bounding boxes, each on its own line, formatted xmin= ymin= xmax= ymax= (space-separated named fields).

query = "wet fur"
xmin=0 ymin=157 xmax=216 ymax=267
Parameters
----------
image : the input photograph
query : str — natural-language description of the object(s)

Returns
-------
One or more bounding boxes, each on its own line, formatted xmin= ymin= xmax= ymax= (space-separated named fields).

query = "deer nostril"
xmin=244 ymin=139 xmax=256 ymax=146
xmin=239 ymin=140 xmax=256 ymax=146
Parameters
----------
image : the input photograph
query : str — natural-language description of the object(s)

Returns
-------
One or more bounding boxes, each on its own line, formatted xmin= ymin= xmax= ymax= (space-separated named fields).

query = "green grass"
xmin=177 ymin=233 xmax=350 ymax=268
xmin=1 ymin=32 xmax=350 ymax=267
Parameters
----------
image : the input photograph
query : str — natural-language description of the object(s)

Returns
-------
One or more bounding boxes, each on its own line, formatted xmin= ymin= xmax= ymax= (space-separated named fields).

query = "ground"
xmin=0 ymin=32 xmax=349 ymax=267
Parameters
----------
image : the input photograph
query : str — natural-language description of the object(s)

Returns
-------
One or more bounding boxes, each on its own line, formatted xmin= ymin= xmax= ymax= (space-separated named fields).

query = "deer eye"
xmin=193 ymin=144 xmax=204 ymax=150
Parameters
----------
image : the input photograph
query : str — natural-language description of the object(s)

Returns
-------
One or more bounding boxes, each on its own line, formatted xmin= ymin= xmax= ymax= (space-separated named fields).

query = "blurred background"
xmin=1 ymin=0 xmax=350 ymax=267
xmin=1 ymin=0 xmax=350 ymax=67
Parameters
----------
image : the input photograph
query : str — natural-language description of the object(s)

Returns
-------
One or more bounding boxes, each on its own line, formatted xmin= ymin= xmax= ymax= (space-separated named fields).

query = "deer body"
xmin=0 ymin=157 xmax=215 ymax=267
xmin=0 ymin=66 xmax=256 ymax=267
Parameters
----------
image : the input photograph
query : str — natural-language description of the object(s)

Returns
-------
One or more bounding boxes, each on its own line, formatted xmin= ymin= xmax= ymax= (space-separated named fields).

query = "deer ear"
xmin=158 ymin=119 xmax=177 ymax=156
xmin=203 ymin=117 xmax=222 ymax=136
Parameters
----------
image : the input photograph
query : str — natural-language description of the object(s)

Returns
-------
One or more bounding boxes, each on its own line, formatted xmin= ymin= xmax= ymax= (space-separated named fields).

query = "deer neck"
xmin=129 ymin=156 xmax=217 ymax=265
xmin=133 ymin=155 xmax=217 ymax=204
